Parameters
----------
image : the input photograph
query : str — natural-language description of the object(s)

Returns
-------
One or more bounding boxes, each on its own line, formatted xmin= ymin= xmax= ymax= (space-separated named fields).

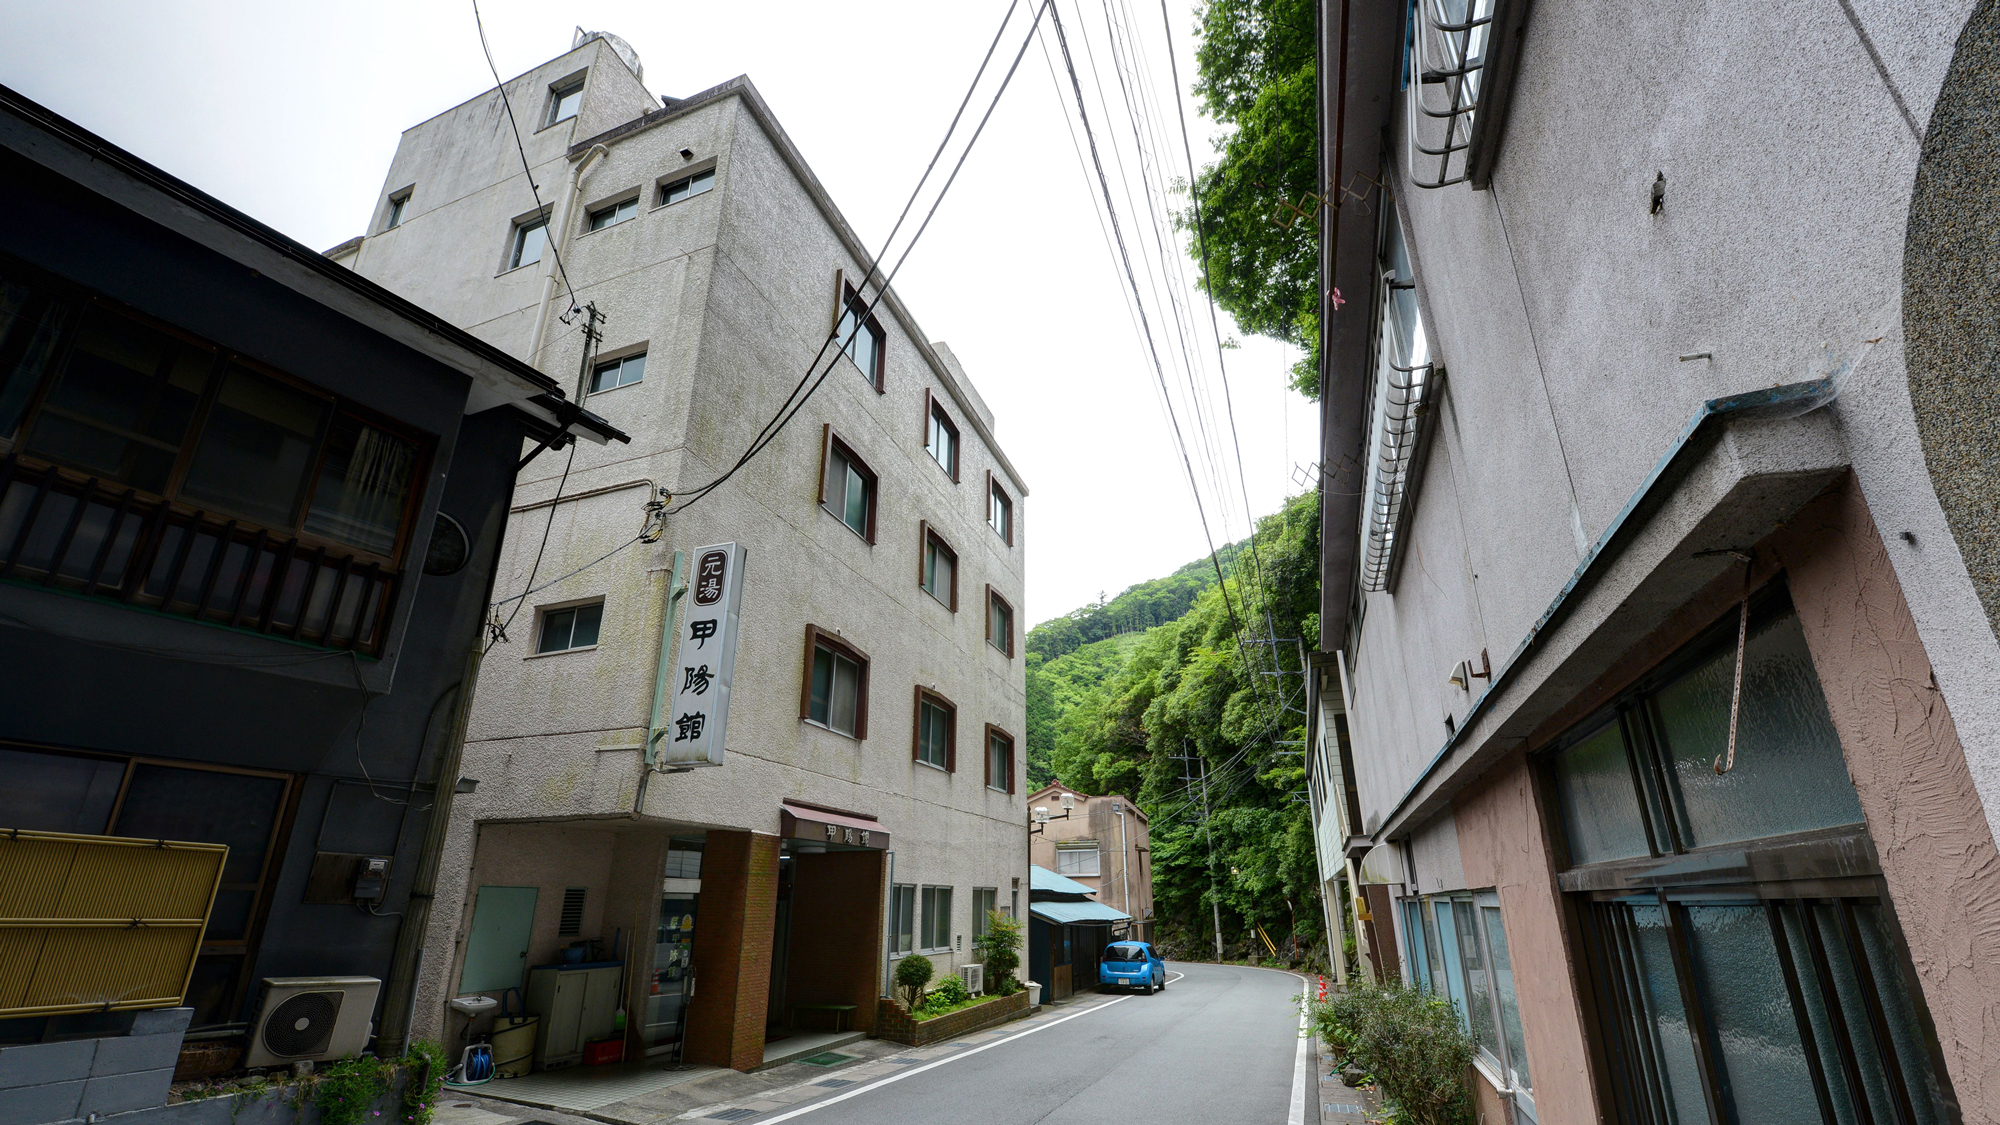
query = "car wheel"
xmin=1157 ymin=972 xmax=1166 ymax=991
xmin=1144 ymin=978 xmax=1154 ymax=995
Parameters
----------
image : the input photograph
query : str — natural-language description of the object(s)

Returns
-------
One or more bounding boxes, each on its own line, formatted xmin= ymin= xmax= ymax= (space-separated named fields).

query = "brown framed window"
xmin=818 ymin=424 xmax=877 ymax=542
xmin=987 ymin=471 xmax=1013 ymax=545
xmin=0 ymin=267 xmax=429 ymax=654
xmin=912 ymin=686 xmax=955 ymax=771
xmin=833 ymin=271 xmax=885 ymax=391
xmin=918 ymin=520 xmax=958 ymax=610
xmin=986 ymin=585 xmax=1014 ymax=656
xmin=984 ymin=725 xmax=1016 ymax=794
xmin=923 ymin=389 xmax=959 ymax=481
xmin=801 ymin=625 xmax=869 ymax=738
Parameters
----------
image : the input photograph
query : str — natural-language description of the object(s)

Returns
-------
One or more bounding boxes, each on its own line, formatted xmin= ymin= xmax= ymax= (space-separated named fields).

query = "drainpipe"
xmin=1114 ymin=803 xmax=1131 ymax=927
xmin=632 ymin=549 xmax=688 ymax=814
xmin=527 ymin=143 xmax=609 ymax=367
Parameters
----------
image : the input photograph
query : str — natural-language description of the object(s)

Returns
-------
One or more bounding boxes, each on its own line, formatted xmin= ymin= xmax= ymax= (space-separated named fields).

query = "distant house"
xmin=1025 ymin=865 xmax=1129 ymax=1002
xmin=1027 ymin=784 xmax=1153 ymax=940
xmin=0 ymin=80 xmax=623 ymax=1097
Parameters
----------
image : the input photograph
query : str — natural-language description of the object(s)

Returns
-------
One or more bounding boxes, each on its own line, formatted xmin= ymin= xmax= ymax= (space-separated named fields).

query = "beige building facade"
xmin=1027 ymin=784 xmax=1152 ymax=936
xmin=331 ymin=32 xmax=1029 ymax=1071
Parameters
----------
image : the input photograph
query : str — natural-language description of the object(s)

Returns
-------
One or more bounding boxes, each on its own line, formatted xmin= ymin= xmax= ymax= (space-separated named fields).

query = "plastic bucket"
xmin=490 ymin=1015 xmax=538 ymax=1078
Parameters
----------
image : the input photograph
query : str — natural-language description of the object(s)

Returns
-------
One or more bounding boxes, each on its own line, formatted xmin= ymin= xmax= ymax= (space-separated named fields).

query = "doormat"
xmin=798 ymin=1052 xmax=857 ymax=1067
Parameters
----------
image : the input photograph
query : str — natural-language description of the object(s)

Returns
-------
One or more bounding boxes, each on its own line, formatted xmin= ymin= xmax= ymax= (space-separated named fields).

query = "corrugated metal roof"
xmin=1030 ymin=899 xmax=1133 ymax=925
xmin=1030 ymin=865 xmax=1097 ymax=898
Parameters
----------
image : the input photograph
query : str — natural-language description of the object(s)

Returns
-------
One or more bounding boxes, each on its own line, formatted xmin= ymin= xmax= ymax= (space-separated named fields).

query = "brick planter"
xmin=875 ymin=990 xmax=1031 ymax=1047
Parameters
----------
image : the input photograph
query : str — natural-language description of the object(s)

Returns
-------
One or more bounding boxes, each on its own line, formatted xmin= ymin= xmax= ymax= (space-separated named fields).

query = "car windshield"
xmin=1104 ymin=943 xmax=1147 ymax=962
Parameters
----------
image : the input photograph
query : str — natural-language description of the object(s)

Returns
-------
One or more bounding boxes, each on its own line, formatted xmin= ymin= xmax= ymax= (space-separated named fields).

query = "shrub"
xmin=400 ymin=1040 xmax=447 ymax=1125
xmin=920 ymin=974 xmax=972 ymax=1015
xmin=1310 ymin=981 xmax=1474 ymax=1125
xmin=973 ymin=910 xmax=1024 ymax=994
xmin=894 ymin=953 xmax=935 ymax=1008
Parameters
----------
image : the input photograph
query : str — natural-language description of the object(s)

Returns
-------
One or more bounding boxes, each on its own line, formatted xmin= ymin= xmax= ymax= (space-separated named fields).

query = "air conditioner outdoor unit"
xmin=956 ymin=963 xmax=984 ymax=995
xmin=244 ymin=976 xmax=381 ymax=1068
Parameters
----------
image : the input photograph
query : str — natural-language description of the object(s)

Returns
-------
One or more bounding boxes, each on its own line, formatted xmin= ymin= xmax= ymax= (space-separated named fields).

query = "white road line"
xmin=756 ymin=995 xmax=1134 ymax=1123
xmin=1165 ymin=971 xmax=1184 ymax=984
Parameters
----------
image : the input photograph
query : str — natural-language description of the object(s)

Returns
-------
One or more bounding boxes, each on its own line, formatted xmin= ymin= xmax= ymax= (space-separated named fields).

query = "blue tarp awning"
xmin=1030 ymin=899 xmax=1133 ymax=925
xmin=1030 ymin=864 xmax=1098 ymax=899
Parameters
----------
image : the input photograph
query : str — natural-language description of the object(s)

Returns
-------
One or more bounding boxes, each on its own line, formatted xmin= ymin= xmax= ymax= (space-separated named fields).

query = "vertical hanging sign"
xmin=661 ymin=542 xmax=746 ymax=768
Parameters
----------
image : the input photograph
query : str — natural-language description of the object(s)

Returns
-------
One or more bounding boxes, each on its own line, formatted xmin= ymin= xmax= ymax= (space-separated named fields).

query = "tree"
xmin=1182 ymin=0 xmax=1320 ymax=397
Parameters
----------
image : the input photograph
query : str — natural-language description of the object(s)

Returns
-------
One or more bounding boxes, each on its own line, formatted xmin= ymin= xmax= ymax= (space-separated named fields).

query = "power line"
xmin=665 ymin=0 xmax=1049 ymax=514
xmin=470 ymin=0 xmax=578 ymax=317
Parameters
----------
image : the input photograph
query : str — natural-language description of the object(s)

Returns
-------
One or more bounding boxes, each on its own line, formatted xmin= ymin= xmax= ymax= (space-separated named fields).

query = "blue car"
xmin=1098 ymin=941 xmax=1167 ymax=993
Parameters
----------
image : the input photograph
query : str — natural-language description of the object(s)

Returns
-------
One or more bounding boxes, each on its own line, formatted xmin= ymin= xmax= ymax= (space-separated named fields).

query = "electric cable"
xmin=471 ymin=0 xmax=578 ymax=316
xmin=665 ymin=0 xmax=1047 ymax=513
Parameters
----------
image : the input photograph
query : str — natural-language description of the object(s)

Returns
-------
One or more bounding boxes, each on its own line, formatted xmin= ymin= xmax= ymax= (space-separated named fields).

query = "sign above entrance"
xmin=780 ymin=801 xmax=889 ymax=851
xmin=661 ymin=542 xmax=746 ymax=768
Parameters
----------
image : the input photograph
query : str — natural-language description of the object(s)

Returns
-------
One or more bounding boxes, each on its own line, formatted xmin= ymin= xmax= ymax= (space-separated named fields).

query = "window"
xmin=0 ymin=278 xmax=424 ymax=652
xmin=587 ymin=196 xmax=639 ymax=231
xmin=384 ymin=189 xmax=411 ymax=231
xmin=558 ymin=887 xmax=587 ymax=936
xmin=890 ymin=884 xmax=915 ymax=955
xmin=984 ymin=725 xmax=1015 ymax=794
xmin=657 ymin=168 xmax=714 ymax=206
xmin=987 ymin=474 xmax=1013 ymax=545
xmin=920 ymin=886 xmax=953 ymax=951
xmin=913 ymin=688 xmax=955 ymax=771
xmin=1544 ymin=586 xmax=1951 ymax=1125
xmin=590 ymin=352 xmax=646 ymax=393
xmin=834 ymin=278 xmax=885 ymax=390
xmin=1055 ymin=842 xmax=1100 ymax=877
xmin=537 ymin=601 xmax=603 ymax=653
xmin=818 ymin=426 xmax=877 ymax=542
xmin=986 ymin=587 xmax=1014 ymax=656
xmin=923 ymin=391 xmax=959 ymax=480
xmin=972 ymin=888 xmax=998 ymax=938
xmin=1404 ymin=892 xmax=1531 ymax=1105
xmin=546 ymin=79 xmax=584 ymax=127
xmin=801 ymin=625 xmax=869 ymax=738
xmin=919 ymin=522 xmax=957 ymax=610
xmin=510 ymin=216 xmax=549 ymax=270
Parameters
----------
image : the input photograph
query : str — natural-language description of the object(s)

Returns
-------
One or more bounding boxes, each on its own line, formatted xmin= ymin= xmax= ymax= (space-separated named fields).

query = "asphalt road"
xmin=761 ymin=963 xmax=1307 ymax=1125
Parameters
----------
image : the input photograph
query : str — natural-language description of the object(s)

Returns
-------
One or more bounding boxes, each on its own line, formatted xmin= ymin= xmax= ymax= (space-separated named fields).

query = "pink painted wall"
xmin=1775 ymin=477 xmax=2000 ymax=1116
xmin=1456 ymin=751 xmax=1601 ymax=1125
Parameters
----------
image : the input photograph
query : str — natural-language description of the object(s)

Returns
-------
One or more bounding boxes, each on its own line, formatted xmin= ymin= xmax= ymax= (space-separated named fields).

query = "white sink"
xmin=448 ymin=995 xmax=499 ymax=1016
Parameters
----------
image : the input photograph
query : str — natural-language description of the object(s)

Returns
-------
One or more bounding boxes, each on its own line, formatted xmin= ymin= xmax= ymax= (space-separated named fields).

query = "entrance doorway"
xmin=645 ymin=836 xmax=703 ymax=1058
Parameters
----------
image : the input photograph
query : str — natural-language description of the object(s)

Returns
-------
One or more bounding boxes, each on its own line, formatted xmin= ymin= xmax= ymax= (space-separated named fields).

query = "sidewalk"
xmin=1311 ymin=1034 xmax=1383 ymax=1125
xmin=446 ymin=999 xmax=1077 ymax=1125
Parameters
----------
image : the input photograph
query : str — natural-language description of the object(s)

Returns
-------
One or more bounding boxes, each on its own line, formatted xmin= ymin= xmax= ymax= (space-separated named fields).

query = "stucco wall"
xmin=1775 ymin=477 xmax=2000 ymax=1115
xmin=1454 ymin=752 xmax=1597 ymax=1125
xmin=1340 ymin=0 xmax=2000 ymax=871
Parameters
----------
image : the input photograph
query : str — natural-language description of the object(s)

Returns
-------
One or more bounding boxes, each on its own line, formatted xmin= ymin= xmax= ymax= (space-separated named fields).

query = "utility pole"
xmin=1182 ymin=739 xmax=1225 ymax=963
xmin=573 ymin=301 xmax=606 ymax=402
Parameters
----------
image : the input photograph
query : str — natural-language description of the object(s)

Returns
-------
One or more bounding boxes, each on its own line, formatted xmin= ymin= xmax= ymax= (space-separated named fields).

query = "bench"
xmin=791 ymin=1002 xmax=858 ymax=1032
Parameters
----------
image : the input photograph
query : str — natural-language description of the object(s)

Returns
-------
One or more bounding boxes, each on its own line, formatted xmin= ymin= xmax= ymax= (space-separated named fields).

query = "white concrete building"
xmin=330 ymin=31 xmax=1030 ymax=1071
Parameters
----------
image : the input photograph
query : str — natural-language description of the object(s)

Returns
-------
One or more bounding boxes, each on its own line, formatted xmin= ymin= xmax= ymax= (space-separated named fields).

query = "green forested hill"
xmin=1022 ymin=492 xmax=1324 ymax=964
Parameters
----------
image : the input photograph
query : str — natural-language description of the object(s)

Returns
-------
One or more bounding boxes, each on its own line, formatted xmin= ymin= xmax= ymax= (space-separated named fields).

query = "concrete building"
xmin=1305 ymin=3 xmax=2000 ymax=1123
xmin=0 ymin=81 xmax=623 ymax=1108
xmin=1026 ymin=784 xmax=1153 ymax=937
xmin=330 ymin=32 xmax=1030 ymax=1071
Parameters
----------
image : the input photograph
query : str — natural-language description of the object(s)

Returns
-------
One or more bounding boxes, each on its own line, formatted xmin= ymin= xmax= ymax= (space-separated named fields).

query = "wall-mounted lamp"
xmin=1031 ymin=793 xmax=1076 ymax=835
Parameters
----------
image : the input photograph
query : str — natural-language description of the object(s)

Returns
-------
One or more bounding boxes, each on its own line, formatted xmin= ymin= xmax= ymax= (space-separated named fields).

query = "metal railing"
xmin=0 ymin=453 xmax=398 ymax=653
xmin=1406 ymin=0 xmax=1496 ymax=188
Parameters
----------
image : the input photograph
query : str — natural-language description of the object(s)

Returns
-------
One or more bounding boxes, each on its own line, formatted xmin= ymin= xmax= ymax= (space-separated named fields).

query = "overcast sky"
xmin=0 ymin=0 xmax=1317 ymax=626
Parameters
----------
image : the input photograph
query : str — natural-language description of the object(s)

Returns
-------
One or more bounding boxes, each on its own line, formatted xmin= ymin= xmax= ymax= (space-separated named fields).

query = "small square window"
xmin=537 ymin=601 xmax=603 ymax=653
xmin=589 ymin=352 xmax=646 ymax=393
xmin=920 ymin=523 xmax=957 ymax=611
xmin=658 ymin=168 xmax=715 ymax=206
xmin=835 ymin=281 xmax=885 ymax=390
xmin=988 ymin=477 xmax=1013 ymax=545
xmin=546 ymin=80 xmax=584 ymax=127
xmin=1055 ymin=841 xmax=1100 ymax=877
xmin=984 ymin=727 xmax=1014 ymax=794
xmin=987 ymin=588 xmax=1013 ymax=657
xmin=820 ymin=429 xmax=877 ymax=542
xmin=587 ymin=197 xmax=639 ymax=231
xmin=914 ymin=688 xmax=954 ymax=771
xmin=384 ymin=190 xmax=411 ymax=231
xmin=925 ymin=395 xmax=959 ymax=480
xmin=510 ymin=216 xmax=549 ymax=270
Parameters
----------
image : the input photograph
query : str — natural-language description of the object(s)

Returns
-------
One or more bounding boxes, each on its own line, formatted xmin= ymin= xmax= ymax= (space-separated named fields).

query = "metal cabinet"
xmin=524 ymin=962 xmax=621 ymax=1069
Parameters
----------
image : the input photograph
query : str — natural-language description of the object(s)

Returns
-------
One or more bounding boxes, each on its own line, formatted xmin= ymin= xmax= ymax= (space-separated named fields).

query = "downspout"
xmin=527 ymin=143 xmax=609 ymax=367
xmin=1115 ymin=804 xmax=1131 ymax=924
